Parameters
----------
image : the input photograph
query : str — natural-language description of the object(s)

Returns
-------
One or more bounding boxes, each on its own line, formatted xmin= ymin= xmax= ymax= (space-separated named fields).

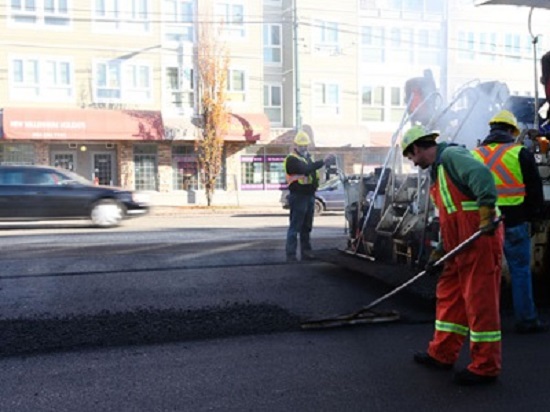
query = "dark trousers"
xmin=285 ymin=192 xmax=315 ymax=258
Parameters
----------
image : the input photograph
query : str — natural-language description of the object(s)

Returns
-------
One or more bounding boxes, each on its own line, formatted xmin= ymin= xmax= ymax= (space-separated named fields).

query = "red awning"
xmin=226 ymin=113 xmax=270 ymax=142
xmin=2 ymin=107 xmax=164 ymax=141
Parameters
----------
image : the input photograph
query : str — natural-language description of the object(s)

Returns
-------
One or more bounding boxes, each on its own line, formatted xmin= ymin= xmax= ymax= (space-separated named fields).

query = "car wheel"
xmin=90 ymin=199 xmax=123 ymax=228
xmin=314 ymin=199 xmax=324 ymax=215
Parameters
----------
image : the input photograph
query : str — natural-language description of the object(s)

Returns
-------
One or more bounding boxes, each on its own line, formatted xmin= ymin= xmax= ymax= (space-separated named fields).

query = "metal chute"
xmin=476 ymin=0 xmax=550 ymax=8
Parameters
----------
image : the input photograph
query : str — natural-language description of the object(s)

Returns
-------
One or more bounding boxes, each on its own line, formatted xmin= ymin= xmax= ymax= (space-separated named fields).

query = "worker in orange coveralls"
xmin=401 ymin=125 xmax=504 ymax=386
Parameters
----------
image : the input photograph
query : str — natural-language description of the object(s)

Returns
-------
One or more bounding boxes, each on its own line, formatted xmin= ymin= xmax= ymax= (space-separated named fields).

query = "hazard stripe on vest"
xmin=472 ymin=143 xmax=525 ymax=206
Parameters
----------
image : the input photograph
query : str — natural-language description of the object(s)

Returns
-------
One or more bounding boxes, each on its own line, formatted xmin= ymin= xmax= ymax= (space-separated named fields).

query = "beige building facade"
xmin=1 ymin=1 xmax=549 ymax=205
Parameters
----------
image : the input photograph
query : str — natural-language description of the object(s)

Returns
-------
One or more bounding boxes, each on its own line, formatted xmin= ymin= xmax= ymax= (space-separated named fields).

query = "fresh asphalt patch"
xmin=0 ymin=303 xmax=303 ymax=357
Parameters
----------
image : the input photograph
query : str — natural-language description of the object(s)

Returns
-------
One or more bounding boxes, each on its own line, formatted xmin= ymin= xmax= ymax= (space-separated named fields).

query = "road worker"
xmin=284 ymin=130 xmax=335 ymax=262
xmin=472 ymin=110 xmax=548 ymax=334
xmin=402 ymin=125 xmax=504 ymax=386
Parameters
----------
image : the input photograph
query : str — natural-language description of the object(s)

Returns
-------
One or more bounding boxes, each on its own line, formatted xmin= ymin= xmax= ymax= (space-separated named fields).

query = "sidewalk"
xmin=149 ymin=204 xmax=287 ymax=216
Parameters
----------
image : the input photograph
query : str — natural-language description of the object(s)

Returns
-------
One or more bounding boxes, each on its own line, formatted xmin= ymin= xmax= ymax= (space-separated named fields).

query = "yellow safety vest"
xmin=283 ymin=153 xmax=319 ymax=186
xmin=471 ymin=143 xmax=525 ymax=206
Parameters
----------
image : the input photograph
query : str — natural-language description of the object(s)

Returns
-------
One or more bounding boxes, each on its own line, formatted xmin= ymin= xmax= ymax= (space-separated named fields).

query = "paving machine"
xmin=330 ymin=70 xmax=550 ymax=312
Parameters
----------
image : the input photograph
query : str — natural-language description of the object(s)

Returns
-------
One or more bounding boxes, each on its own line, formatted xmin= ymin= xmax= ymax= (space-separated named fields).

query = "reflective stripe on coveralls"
xmin=472 ymin=143 xmax=525 ymax=205
xmin=428 ymin=166 xmax=503 ymax=376
xmin=283 ymin=153 xmax=319 ymax=185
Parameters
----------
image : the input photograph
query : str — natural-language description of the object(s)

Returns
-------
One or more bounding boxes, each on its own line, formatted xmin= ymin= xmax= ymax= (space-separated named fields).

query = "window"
xmin=172 ymin=145 xmax=198 ymax=191
xmin=227 ymin=69 xmax=246 ymax=102
xmin=172 ymin=146 xmax=226 ymax=191
xmin=0 ymin=144 xmax=35 ymax=165
xmin=95 ymin=61 xmax=121 ymax=100
xmin=164 ymin=0 xmax=194 ymax=43
xmin=134 ymin=144 xmax=158 ymax=191
xmin=314 ymin=20 xmax=338 ymax=45
xmin=263 ymin=84 xmax=282 ymax=124
xmin=125 ymin=64 xmax=151 ymax=101
xmin=240 ymin=147 xmax=286 ymax=190
xmin=390 ymin=87 xmax=405 ymax=122
xmin=361 ymin=26 xmax=385 ymax=63
xmin=10 ymin=0 xmax=70 ymax=26
xmin=94 ymin=60 xmax=152 ymax=103
xmin=215 ymin=1 xmax=245 ymax=38
xmin=264 ymin=24 xmax=282 ymax=64
xmin=314 ymin=82 xmax=340 ymax=116
xmin=362 ymin=85 xmax=385 ymax=122
xmin=10 ymin=57 xmax=73 ymax=101
xmin=504 ymin=33 xmax=522 ymax=62
xmin=387 ymin=27 xmax=414 ymax=64
xmin=479 ymin=32 xmax=497 ymax=62
xmin=94 ymin=0 xmax=150 ymax=32
xmin=165 ymin=67 xmax=194 ymax=111
xmin=458 ymin=31 xmax=475 ymax=61
xmin=417 ymin=29 xmax=440 ymax=65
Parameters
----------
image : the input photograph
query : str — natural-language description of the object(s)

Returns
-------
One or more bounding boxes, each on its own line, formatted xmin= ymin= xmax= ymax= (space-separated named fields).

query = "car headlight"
xmin=132 ymin=192 xmax=150 ymax=204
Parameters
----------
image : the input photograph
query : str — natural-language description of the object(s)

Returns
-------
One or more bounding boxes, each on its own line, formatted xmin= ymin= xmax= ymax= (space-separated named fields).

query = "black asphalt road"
xmin=0 ymin=213 xmax=549 ymax=411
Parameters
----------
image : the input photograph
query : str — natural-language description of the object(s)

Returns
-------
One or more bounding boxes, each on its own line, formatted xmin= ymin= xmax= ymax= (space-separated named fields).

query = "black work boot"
xmin=413 ymin=352 xmax=453 ymax=370
xmin=301 ymin=250 xmax=316 ymax=261
xmin=286 ymin=255 xmax=298 ymax=263
xmin=453 ymin=369 xmax=498 ymax=386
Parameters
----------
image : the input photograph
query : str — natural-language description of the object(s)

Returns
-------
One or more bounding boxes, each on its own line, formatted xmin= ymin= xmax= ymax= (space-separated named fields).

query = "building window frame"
xmin=0 ymin=143 xmax=35 ymax=165
xmin=263 ymin=23 xmax=282 ymax=65
xmin=227 ymin=68 xmax=247 ymax=103
xmin=163 ymin=0 xmax=194 ymax=44
xmin=263 ymin=83 xmax=283 ymax=126
xmin=9 ymin=0 xmax=71 ymax=28
xmin=313 ymin=81 xmax=341 ymax=117
xmin=215 ymin=1 xmax=246 ymax=39
xmin=93 ymin=0 xmax=151 ymax=34
xmin=93 ymin=59 xmax=152 ymax=104
xmin=9 ymin=55 xmax=74 ymax=102
xmin=361 ymin=85 xmax=385 ymax=122
xmin=240 ymin=146 xmax=286 ymax=191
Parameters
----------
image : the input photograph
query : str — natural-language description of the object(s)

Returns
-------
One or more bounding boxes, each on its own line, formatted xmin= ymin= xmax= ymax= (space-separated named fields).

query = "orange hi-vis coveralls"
xmin=428 ymin=143 xmax=504 ymax=377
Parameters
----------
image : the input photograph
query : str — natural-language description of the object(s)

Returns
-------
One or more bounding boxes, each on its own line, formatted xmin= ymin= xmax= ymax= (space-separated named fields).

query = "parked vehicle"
xmin=280 ymin=175 xmax=363 ymax=215
xmin=0 ymin=165 xmax=149 ymax=227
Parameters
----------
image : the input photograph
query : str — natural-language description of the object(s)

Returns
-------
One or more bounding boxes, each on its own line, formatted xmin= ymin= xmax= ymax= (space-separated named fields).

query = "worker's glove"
xmin=479 ymin=205 xmax=498 ymax=235
xmin=425 ymin=249 xmax=445 ymax=276
xmin=323 ymin=154 xmax=336 ymax=167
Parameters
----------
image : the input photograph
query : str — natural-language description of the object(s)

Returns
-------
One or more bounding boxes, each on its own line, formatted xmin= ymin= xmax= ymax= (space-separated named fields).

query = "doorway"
xmin=93 ymin=153 xmax=113 ymax=186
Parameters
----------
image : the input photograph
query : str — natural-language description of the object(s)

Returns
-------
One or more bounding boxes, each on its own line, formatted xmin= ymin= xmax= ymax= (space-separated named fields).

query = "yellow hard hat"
xmin=294 ymin=130 xmax=311 ymax=146
xmin=401 ymin=125 xmax=439 ymax=154
xmin=489 ymin=110 xmax=519 ymax=136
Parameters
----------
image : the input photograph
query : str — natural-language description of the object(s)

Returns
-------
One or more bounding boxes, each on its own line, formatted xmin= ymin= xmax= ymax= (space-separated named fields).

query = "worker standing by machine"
xmin=472 ymin=110 xmax=548 ymax=334
xmin=284 ymin=130 xmax=335 ymax=263
xmin=401 ymin=125 xmax=504 ymax=386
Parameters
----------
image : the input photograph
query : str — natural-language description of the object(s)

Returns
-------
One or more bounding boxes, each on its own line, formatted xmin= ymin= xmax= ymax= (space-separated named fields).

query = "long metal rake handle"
xmin=357 ymin=222 xmax=497 ymax=314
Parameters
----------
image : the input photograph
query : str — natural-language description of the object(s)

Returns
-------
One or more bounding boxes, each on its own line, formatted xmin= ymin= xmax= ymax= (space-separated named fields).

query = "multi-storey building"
xmin=0 ymin=1 xmax=548 ymax=205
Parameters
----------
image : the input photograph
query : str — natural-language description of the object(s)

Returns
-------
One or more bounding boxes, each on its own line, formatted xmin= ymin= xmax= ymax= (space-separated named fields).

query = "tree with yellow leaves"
xmin=196 ymin=23 xmax=230 ymax=206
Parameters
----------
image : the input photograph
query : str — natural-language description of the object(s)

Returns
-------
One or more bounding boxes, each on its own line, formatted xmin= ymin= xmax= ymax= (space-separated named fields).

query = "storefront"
xmin=0 ymin=107 xmax=164 ymax=188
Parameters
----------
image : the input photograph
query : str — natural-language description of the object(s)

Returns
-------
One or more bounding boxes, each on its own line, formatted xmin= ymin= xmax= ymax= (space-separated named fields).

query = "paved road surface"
xmin=0 ymin=212 xmax=549 ymax=411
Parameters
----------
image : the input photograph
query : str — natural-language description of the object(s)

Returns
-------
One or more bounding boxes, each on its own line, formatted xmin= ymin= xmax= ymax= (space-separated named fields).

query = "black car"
xmin=0 ymin=165 xmax=149 ymax=227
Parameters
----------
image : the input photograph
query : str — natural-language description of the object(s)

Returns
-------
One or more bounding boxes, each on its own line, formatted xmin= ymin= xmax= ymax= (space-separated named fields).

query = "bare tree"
xmin=196 ymin=23 xmax=230 ymax=206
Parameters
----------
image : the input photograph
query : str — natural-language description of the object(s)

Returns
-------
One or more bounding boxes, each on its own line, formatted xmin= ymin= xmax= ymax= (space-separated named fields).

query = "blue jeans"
xmin=504 ymin=222 xmax=538 ymax=323
xmin=285 ymin=192 xmax=315 ymax=258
